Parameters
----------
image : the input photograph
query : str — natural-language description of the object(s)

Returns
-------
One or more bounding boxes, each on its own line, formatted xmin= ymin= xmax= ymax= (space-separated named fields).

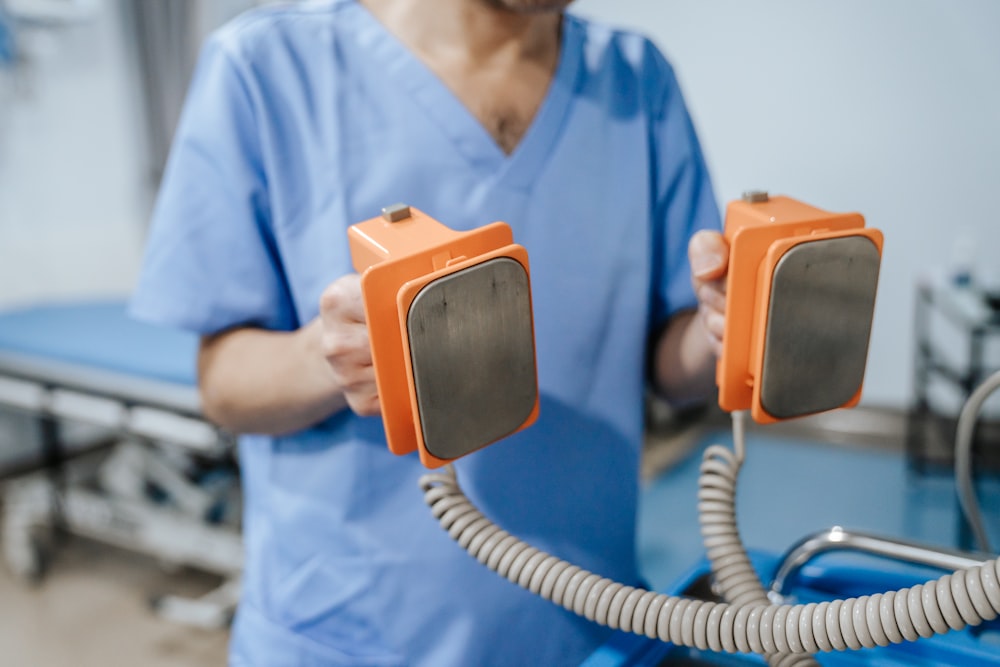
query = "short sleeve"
xmin=648 ymin=51 xmax=722 ymax=329
xmin=130 ymin=35 xmax=295 ymax=335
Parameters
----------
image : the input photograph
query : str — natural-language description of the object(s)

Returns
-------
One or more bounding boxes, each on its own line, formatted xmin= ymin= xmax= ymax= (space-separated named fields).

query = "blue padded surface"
xmin=0 ymin=301 xmax=197 ymax=386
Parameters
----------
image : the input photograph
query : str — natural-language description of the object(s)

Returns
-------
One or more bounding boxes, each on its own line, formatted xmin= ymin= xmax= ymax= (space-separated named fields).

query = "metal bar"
xmin=769 ymin=526 xmax=988 ymax=600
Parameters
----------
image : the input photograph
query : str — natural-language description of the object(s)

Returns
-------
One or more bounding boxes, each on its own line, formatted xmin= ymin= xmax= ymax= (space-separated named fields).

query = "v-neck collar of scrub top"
xmin=348 ymin=1 xmax=582 ymax=192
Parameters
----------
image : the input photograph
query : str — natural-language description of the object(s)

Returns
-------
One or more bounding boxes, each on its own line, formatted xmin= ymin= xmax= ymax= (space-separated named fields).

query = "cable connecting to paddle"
xmin=955 ymin=368 xmax=1000 ymax=554
xmin=419 ymin=411 xmax=1000 ymax=658
xmin=697 ymin=412 xmax=818 ymax=666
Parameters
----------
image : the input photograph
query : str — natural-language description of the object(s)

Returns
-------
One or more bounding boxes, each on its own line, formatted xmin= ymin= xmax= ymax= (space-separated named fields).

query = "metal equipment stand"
xmin=907 ymin=281 xmax=1000 ymax=470
xmin=906 ymin=281 xmax=1000 ymax=549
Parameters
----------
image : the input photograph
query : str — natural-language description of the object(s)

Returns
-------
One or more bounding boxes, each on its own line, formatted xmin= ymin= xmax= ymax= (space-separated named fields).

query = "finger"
xmin=696 ymin=281 xmax=727 ymax=313
xmin=322 ymin=321 xmax=372 ymax=368
xmin=330 ymin=349 xmax=375 ymax=383
xmin=689 ymin=230 xmax=729 ymax=281
xmin=708 ymin=336 xmax=722 ymax=358
xmin=338 ymin=275 xmax=367 ymax=323
xmin=700 ymin=307 xmax=724 ymax=358
xmin=700 ymin=304 xmax=725 ymax=342
xmin=347 ymin=389 xmax=381 ymax=417
xmin=320 ymin=274 xmax=366 ymax=324
xmin=330 ymin=357 xmax=378 ymax=415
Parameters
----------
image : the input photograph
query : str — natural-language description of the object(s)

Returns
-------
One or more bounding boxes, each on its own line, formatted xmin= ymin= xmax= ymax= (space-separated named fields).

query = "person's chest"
xmin=246 ymin=18 xmax=660 ymax=399
xmin=258 ymin=88 xmax=656 ymax=323
xmin=421 ymin=52 xmax=558 ymax=156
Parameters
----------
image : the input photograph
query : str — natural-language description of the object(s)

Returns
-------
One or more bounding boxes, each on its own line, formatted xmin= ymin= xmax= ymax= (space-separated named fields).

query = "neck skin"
xmin=360 ymin=0 xmax=562 ymax=69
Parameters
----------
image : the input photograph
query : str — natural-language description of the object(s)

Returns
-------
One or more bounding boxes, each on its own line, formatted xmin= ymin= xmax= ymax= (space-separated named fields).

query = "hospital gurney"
xmin=0 ymin=301 xmax=242 ymax=629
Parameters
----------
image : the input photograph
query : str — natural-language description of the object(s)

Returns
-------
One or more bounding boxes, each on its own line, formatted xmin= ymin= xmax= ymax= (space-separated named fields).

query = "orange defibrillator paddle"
xmin=348 ymin=204 xmax=539 ymax=469
xmin=716 ymin=192 xmax=883 ymax=423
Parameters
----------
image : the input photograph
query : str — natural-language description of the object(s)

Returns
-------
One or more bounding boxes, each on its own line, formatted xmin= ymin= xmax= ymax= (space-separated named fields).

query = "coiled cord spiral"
xmin=420 ymin=443 xmax=1000 ymax=657
xmin=697 ymin=411 xmax=818 ymax=666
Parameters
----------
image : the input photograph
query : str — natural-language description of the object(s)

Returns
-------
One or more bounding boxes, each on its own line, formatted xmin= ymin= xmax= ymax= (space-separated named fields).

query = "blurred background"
xmin=0 ymin=1 xmax=998 ymax=665
xmin=0 ymin=0 xmax=257 ymax=309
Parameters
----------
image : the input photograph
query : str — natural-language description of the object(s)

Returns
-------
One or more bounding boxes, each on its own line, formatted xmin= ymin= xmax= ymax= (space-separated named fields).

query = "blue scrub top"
xmin=132 ymin=2 xmax=720 ymax=665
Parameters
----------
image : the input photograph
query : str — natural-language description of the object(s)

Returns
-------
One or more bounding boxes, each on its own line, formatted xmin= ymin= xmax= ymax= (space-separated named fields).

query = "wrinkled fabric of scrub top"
xmin=131 ymin=2 xmax=720 ymax=665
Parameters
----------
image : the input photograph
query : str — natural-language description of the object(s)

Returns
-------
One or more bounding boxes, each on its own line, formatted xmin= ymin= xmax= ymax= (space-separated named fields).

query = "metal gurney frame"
xmin=0 ymin=300 xmax=242 ymax=629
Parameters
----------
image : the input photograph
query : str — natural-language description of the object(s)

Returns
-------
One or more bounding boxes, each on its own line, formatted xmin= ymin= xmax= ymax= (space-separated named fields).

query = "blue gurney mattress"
xmin=0 ymin=301 xmax=200 ymax=415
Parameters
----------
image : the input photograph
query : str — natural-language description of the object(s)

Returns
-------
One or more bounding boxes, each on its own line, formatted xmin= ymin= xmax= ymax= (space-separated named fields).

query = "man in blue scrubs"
xmin=132 ymin=0 xmax=730 ymax=664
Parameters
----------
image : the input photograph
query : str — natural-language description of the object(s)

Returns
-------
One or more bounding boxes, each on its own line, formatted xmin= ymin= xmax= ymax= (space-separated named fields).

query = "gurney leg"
xmin=151 ymin=576 xmax=241 ymax=630
xmin=2 ymin=474 xmax=57 ymax=582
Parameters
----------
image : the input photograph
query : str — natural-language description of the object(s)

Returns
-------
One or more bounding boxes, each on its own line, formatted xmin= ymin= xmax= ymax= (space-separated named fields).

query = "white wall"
xmin=575 ymin=0 xmax=1000 ymax=409
xmin=0 ymin=3 xmax=149 ymax=308
xmin=0 ymin=0 xmax=254 ymax=310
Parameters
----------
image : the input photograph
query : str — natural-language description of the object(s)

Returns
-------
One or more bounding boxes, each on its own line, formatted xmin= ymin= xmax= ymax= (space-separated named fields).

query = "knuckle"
xmin=323 ymin=329 xmax=347 ymax=356
xmin=321 ymin=278 xmax=366 ymax=327
xmin=321 ymin=330 xmax=349 ymax=359
xmin=322 ymin=325 xmax=370 ymax=361
xmin=319 ymin=276 xmax=358 ymax=314
xmin=319 ymin=284 xmax=344 ymax=314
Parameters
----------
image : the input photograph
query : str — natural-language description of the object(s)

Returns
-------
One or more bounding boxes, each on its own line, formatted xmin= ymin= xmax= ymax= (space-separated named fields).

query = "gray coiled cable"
xmin=955 ymin=367 xmax=1000 ymax=554
xmin=419 ymin=429 xmax=1000 ymax=657
xmin=698 ymin=411 xmax=817 ymax=666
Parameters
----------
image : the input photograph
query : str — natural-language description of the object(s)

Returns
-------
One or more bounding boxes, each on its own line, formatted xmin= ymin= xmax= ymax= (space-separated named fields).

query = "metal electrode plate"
xmin=760 ymin=236 xmax=881 ymax=419
xmin=406 ymin=257 xmax=537 ymax=460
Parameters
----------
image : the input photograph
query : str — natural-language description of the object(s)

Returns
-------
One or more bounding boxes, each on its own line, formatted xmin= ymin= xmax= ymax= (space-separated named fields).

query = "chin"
xmin=486 ymin=0 xmax=574 ymax=13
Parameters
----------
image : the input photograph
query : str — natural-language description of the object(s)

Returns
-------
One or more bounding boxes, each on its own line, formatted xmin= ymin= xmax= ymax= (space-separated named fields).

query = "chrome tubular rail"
xmin=768 ymin=526 xmax=989 ymax=602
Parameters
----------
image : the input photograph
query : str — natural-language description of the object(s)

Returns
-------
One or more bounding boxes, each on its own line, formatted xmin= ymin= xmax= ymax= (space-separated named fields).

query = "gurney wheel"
xmin=3 ymin=530 xmax=51 ymax=584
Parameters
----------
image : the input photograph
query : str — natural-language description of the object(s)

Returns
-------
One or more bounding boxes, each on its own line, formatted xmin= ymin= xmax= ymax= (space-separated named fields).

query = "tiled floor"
xmin=0 ymin=533 xmax=228 ymax=667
